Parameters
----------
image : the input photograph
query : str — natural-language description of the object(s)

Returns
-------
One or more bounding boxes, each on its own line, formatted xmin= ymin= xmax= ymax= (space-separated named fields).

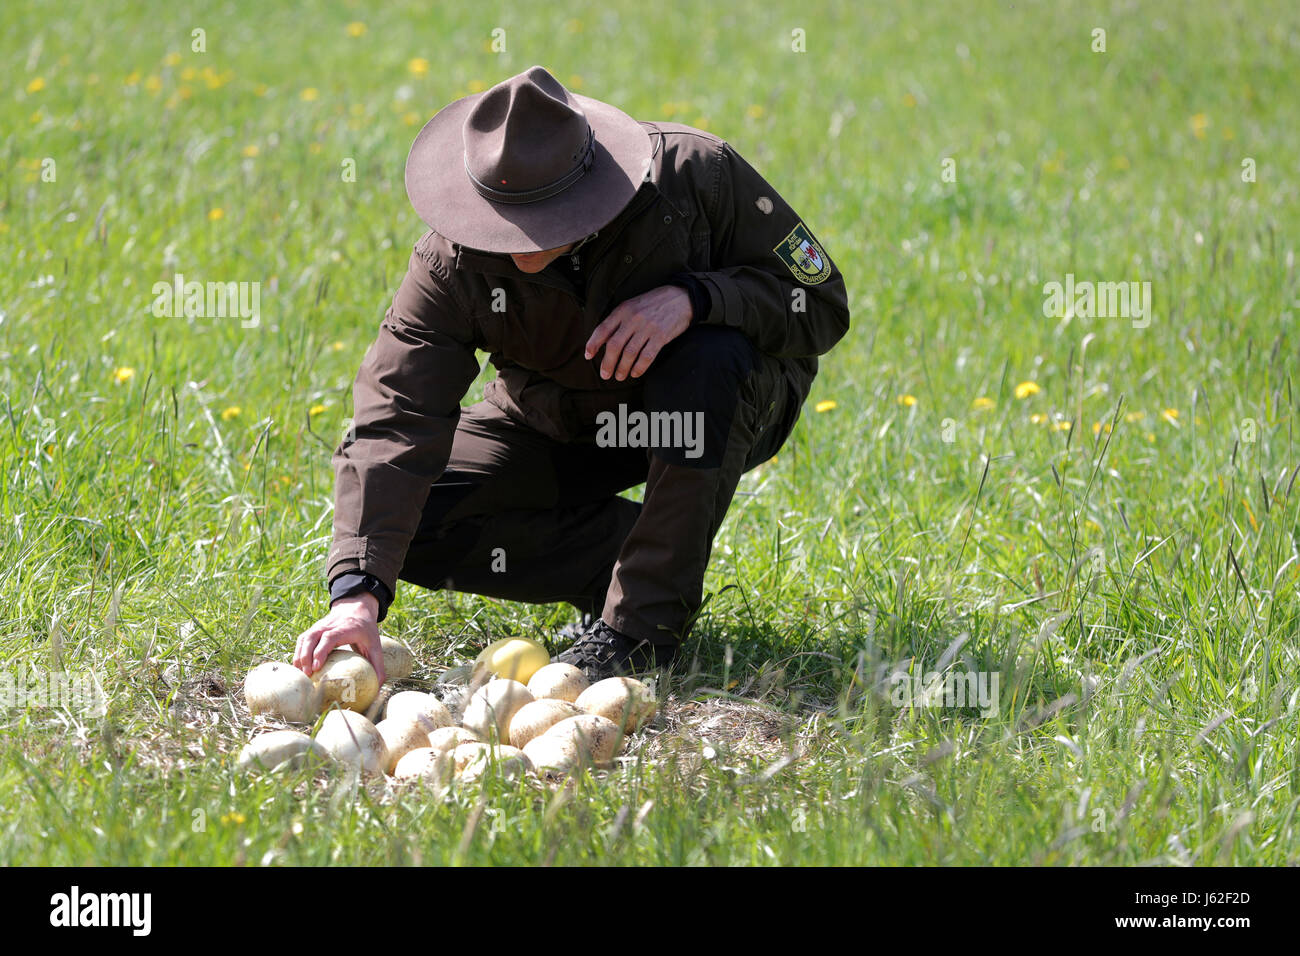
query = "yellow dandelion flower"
xmin=898 ymin=394 xmax=917 ymax=407
xmin=308 ymin=141 xmax=323 ymax=155
xmin=402 ymin=111 xmax=421 ymax=126
xmin=1030 ymin=413 xmax=1048 ymax=425
xmin=408 ymin=58 xmax=429 ymax=76
xmin=567 ymin=75 xmax=583 ymax=90
xmin=113 ymin=366 xmax=136 ymax=384
xmin=972 ymin=396 xmax=994 ymax=411
xmin=178 ymin=85 xmax=193 ymax=100
xmin=693 ymin=116 xmax=711 ymax=131
xmin=468 ymin=79 xmax=485 ymax=93
xmin=220 ymin=812 xmax=247 ymax=825
xmin=746 ymin=104 xmax=765 ymax=120
xmin=1124 ymin=410 xmax=1145 ymax=422
xmin=1092 ymin=422 xmax=1113 ymax=436
xmin=1052 ymin=420 xmax=1072 ymax=432
xmin=124 ymin=70 xmax=141 ymax=86
xmin=254 ymin=83 xmax=268 ymax=97
xmin=329 ymin=340 xmax=345 ymax=352
xmin=1190 ymin=113 xmax=1209 ymax=140
xmin=164 ymin=52 xmax=182 ymax=66
xmin=1145 ymin=432 xmax=1155 ymax=442
xmin=241 ymin=144 xmax=259 ymax=157
xmin=26 ymin=77 xmax=46 ymax=93
xmin=814 ymin=399 xmax=837 ymax=413
xmin=1161 ymin=408 xmax=1180 ymax=425
xmin=208 ymin=207 xmax=224 ymax=220
xmin=1014 ymin=381 xmax=1041 ymax=399
xmin=300 ymin=87 xmax=319 ymax=101
xmin=180 ymin=66 xmax=197 ymax=81
xmin=144 ymin=74 xmax=162 ymax=94
xmin=221 ymin=406 xmax=241 ymax=421
xmin=309 ymin=404 xmax=327 ymax=417
xmin=346 ymin=21 xmax=367 ymax=37
xmin=902 ymin=92 xmax=917 ymax=108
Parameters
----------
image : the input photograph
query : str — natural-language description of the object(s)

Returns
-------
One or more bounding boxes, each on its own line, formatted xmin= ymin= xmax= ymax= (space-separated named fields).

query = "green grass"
xmin=2 ymin=0 xmax=1298 ymax=864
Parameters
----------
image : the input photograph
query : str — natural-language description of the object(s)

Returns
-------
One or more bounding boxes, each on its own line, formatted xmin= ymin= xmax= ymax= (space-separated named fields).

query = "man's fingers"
xmin=585 ymin=309 xmax=625 ymax=359
xmin=630 ymin=341 xmax=662 ymax=378
xmin=309 ymin=629 xmax=351 ymax=673
xmin=599 ymin=323 xmax=639 ymax=379
xmin=294 ymin=623 xmax=326 ymax=673
xmin=355 ymin=639 xmax=386 ymax=685
xmin=613 ymin=332 xmax=651 ymax=381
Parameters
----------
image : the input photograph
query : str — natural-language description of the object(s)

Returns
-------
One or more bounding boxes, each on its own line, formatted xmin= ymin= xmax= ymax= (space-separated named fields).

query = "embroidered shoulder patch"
xmin=773 ymin=221 xmax=831 ymax=285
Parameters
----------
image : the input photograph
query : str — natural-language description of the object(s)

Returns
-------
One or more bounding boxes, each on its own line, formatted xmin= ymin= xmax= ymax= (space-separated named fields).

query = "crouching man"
xmin=295 ymin=66 xmax=849 ymax=684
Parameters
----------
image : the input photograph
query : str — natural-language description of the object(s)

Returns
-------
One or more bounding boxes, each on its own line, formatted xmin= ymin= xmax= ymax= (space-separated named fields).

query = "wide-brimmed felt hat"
xmin=404 ymin=65 xmax=652 ymax=254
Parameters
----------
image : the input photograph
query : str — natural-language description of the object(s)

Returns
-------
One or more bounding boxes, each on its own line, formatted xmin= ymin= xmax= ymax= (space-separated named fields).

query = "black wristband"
xmin=329 ymin=571 xmax=393 ymax=623
xmin=668 ymin=272 xmax=710 ymax=325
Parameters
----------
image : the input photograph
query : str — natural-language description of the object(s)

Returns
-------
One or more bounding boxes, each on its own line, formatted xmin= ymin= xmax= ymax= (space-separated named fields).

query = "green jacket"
xmin=328 ymin=121 xmax=850 ymax=592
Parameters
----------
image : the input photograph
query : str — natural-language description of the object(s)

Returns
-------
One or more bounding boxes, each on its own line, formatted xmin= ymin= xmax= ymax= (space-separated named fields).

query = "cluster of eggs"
xmin=236 ymin=637 xmax=657 ymax=787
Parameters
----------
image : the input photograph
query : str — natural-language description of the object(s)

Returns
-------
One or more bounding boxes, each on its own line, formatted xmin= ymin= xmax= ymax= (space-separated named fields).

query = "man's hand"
xmin=585 ymin=284 xmax=693 ymax=381
xmin=293 ymin=592 xmax=387 ymax=685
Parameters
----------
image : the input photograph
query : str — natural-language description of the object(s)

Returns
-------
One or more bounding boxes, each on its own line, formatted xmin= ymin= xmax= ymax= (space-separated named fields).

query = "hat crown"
xmin=463 ymin=66 xmax=593 ymax=199
xmin=405 ymin=63 xmax=651 ymax=252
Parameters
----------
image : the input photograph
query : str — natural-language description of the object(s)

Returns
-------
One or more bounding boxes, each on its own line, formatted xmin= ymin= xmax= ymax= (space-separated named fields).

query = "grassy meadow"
xmin=2 ymin=0 xmax=1299 ymax=865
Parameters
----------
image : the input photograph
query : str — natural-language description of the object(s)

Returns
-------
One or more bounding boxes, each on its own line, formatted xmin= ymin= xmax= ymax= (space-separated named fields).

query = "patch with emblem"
xmin=773 ymin=221 xmax=831 ymax=285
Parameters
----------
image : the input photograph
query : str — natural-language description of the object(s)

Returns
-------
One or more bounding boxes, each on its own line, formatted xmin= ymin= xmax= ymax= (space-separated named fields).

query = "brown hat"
xmin=404 ymin=66 xmax=652 ymax=254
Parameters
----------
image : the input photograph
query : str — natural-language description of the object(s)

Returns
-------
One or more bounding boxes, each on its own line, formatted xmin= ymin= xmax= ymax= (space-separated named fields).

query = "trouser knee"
xmin=641 ymin=326 xmax=760 ymax=468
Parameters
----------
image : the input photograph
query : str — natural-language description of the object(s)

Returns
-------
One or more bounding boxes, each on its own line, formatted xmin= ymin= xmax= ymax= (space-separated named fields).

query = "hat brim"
xmin=404 ymin=92 xmax=651 ymax=254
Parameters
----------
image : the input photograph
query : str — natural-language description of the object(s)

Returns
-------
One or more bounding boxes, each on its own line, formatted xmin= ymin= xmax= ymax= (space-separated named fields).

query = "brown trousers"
xmin=397 ymin=326 xmax=805 ymax=647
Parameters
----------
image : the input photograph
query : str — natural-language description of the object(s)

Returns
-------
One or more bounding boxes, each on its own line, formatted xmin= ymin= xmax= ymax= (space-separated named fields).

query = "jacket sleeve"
xmin=326 ymin=245 xmax=482 ymax=596
xmin=684 ymin=140 xmax=850 ymax=358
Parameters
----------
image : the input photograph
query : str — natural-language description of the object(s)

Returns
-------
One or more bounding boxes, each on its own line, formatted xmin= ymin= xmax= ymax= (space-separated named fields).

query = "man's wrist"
xmin=331 ymin=590 xmax=379 ymax=619
xmin=667 ymin=273 xmax=709 ymax=325
xmin=328 ymin=570 xmax=392 ymax=622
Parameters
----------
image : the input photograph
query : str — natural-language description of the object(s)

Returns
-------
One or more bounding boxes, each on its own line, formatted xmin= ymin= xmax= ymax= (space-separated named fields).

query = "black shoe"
xmin=555 ymin=619 xmax=677 ymax=683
